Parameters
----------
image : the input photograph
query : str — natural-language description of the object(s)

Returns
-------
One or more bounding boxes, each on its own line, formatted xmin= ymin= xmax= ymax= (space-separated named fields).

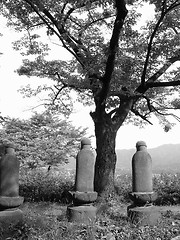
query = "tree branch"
xmin=142 ymin=95 xmax=153 ymax=112
xmin=23 ymin=103 xmax=49 ymax=112
xmin=55 ymin=72 xmax=85 ymax=91
xmin=41 ymin=8 xmax=86 ymax=67
xmin=63 ymin=7 xmax=75 ymax=22
xmin=24 ymin=0 xmax=87 ymax=68
xmin=79 ymin=13 xmax=116 ymax=35
xmin=151 ymin=99 xmax=179 ymax=111
xmin=97 ymin=0 xmax=128 ymax=106
xmin=24 ymin=0 xmax=76 ymax=59
xmin=151 ymin=105 xmax=180 ymax=122
xmin=136 ymin=52 xmax=180 ymax=94
xmin=131 ymin=108 xmax=153 ymax=125
xmin=146 ymin=80 xmax=180 ymax=88
xmin=24 ymin=0 xmax=61 ymax=39
xmin=141 ymin=3 xmax=167 ymax=85
xmin=140 ymin=0 xmax=180 ymax=86
xmin=149 ymin=55 xmax=180 ymax=81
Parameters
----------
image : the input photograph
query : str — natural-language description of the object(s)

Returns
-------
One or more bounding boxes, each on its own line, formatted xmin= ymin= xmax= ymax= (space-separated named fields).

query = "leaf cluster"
xmin=1 ymin=0 xmax=180 ymax=127
xmin=0 ymin=112 xmax=88 ymax=168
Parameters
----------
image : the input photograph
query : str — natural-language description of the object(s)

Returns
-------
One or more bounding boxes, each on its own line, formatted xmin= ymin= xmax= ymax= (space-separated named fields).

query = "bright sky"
xmin=0 ymin=7 xmax=180 ymax=150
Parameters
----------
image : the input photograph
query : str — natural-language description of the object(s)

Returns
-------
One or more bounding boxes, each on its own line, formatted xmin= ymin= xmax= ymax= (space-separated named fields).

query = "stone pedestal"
xmin=72 ymin=191 xmax=97 ymax=205
xmin=67 ymin=138 xmax=97 ymax=223
xmin=0 ymin=208 xmax=23 ymax=228
xmin=67 ymin=205 xmax=97 ymax=224
xmin=127 ymin=205 xmax=161 ymax=226
xmin=0 ymin=143 xmax=24 ymax=229
xmin=129 ymin=192 xmax=157 ymax=206
xmin=127 ymin=141 xmax=160 ymax=226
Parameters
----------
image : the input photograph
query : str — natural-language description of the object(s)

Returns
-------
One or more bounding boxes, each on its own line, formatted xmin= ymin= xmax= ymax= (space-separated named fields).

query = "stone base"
xmin=72 ymin=191 xmax=97 ymax=204
xmin=67 ymin=205 xmax=97 ymax=224
xmin=0 ymin=196 xmax=24 ymax=209
xmin=127 ymin=205 xmax=161 ymax=226
xmin=0 ymin=208 xmax=23 ymax=229
xmin=129 ymin=192 xmax=157 ymax=206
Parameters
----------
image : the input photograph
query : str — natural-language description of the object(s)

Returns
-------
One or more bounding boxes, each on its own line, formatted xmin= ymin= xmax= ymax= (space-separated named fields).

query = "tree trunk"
xmin=94 ymin=119 xmax=118 ymax=198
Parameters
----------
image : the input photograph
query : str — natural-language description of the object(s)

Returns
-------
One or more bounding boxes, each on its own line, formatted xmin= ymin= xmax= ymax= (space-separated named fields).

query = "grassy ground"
xmin=1 ymin=200 xmax=180 ymax=240
xmin=1 ymin=169 xmax=180 ymax=239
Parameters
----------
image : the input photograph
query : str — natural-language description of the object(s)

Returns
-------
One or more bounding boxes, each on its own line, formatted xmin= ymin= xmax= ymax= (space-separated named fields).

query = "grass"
xmin=2 ymin=201 xmax=180 ymax=240
xmin=1 ymin=169 xmax=180 ymax=239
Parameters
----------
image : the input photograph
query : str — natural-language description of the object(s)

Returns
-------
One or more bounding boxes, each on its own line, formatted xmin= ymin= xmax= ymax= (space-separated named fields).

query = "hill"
xmin=64 ymin=143 xmax=180 ymax=173
xmin=116 ymin=143 xmax=180 ymax=172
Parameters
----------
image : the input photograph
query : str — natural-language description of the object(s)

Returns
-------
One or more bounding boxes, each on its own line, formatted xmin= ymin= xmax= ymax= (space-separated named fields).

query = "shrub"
xmin=114 ymin=171 xmax=180 ymax=206
xmin=19 ymin=168 xmax=180 ymax=206
xmin=154 ymin=173 xmax=180 ymax=205
xmin=114 ymin=172 xmax=132 ymax=203
xmin=19 ymin=168 xmax=75 ymax=203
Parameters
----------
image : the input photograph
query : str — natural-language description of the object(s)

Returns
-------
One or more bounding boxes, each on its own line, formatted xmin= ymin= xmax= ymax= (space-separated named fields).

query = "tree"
xmin=1 ymin=0 xmax=180 ymax=198
xmin=0 ymin=112 xmax=87 ymax=169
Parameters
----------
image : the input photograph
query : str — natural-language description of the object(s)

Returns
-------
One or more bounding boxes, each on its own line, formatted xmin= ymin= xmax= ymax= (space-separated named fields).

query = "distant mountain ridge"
xmin=116 ymin=143 xmax=180 ymax=172
xmin=65 ymin=143 xmax=180 ymax=172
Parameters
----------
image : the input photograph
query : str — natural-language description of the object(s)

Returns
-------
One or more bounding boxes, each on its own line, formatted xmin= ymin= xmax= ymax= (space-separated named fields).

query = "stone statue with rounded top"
xmin=67 ymin=137 xmax=97 ymax=223
xmin=127 ymin=141 xmax=160 ymax=226
xmin=0 ymin=141 xmax=24 ymax=229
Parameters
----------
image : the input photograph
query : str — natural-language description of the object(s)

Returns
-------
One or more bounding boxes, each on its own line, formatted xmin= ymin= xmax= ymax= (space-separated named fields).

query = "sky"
xmin=0 ymin=7 xmax=180 ymax=150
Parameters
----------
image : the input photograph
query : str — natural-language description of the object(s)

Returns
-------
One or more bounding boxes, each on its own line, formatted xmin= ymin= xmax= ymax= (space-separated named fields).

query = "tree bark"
xmin=93 ymin=117 xmax=118 ymax=198
xmin=92 ymin=98 xmax=134 ymax=199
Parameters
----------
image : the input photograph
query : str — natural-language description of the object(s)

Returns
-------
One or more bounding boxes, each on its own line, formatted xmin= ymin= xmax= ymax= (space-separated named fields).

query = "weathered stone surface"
xmin=67 ymin=138 xmax=97 ymax=223
xmin=0 ymin=196 xmax=24 ymax=209
xmin=0 ymin=208 xmax=23 ymax=228
xmin=128 ymin=141 xmax=159 ymax=226
xmin=0 ymin=144 xmax=19 ymax=197
xmin=67 ymin=205 xmax=97 ymax=224
xmin=75 ymin=138 xmax=96 ymax=192
xmin=72 ymin=191 xmax=98 ymax=204
xmin=0 ymin=143 xmax=23 ymax=227
xmin=129 ymin=192 xmax=157 ymax=206
xmin=81 ymin=137 xmax=91 ymax=146
xmin=132 ymin=141 xmax=152 ymax=193
xmin=127 ymin=205 xmax=161 ymax=226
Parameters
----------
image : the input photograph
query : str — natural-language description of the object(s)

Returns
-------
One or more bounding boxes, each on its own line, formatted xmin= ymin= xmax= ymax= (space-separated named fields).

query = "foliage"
xmin=19 ymin=168 xmax=180 ymax=206
xmin=114 ymin=171 xmax=180 ymax=206
xmin=1 ymin=0 xmax=180 ymax=123
xmin=114 ymin=172 xmax=132 ymax=203
xmin=154 ymin=172 xmax=180 ymax=205
xmin=19 ymin=167 xmax=75 ymax=202
xmin=0 ymin=112 xmax=88 ymax=168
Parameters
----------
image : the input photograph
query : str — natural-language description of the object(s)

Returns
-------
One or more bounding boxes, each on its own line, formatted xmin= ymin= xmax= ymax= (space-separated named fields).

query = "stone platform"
xmin=67 ymin=205 xmax=97 ymax=224
xmin=127 ymin=205 xmax=161 ymax=226
xmin=0 ymin=208 xmax=23 ymax=229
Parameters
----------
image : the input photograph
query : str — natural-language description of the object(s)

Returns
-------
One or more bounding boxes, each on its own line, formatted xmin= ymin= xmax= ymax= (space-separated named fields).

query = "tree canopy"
xmin=0 ymin=112 xmax=87 ymax=168
xmin=1 ymin=0 xmax=180 ymax=125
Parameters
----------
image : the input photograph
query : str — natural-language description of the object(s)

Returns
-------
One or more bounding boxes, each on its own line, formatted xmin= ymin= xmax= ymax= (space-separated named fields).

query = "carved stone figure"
xmin=67 ymin=138 xmax=97 ymax=223
xmin=0 ymin=142 xmax=24 ymax=229
xmin=127 ymin=141 xmax=160 ymax=226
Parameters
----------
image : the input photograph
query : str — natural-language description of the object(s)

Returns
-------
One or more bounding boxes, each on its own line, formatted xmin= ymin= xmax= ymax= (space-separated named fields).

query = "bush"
xmin=19 ymin=168 xmax=180 ymax=206
xmin=153 ymin=173 xmax=180 ymax=205
xmin=19 ymin=168 xmax=75 ymax=203
xmin=114 ymin=172 xmax=132 ymax=203
xmin=114 ymin=171 xmax=180 ymax=206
